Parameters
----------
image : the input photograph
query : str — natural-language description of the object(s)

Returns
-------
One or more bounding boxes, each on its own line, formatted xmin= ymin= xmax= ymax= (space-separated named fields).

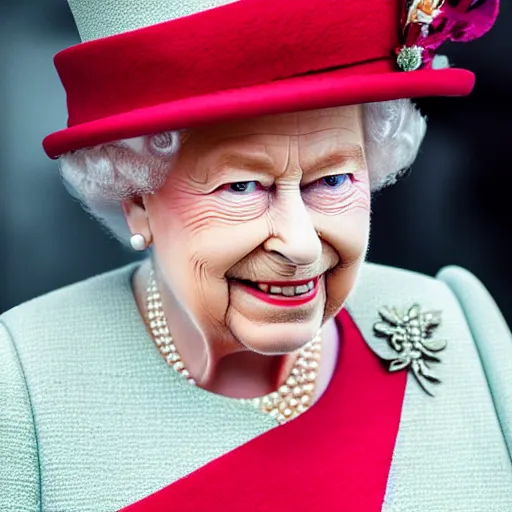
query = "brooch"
xmin=373 ymin=304 xmax=447 ymax=396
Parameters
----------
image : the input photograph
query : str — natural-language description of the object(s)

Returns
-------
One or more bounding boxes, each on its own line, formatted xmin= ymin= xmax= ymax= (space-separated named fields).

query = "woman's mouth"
xmin=233 ymin=277 xmax=321 ymax=307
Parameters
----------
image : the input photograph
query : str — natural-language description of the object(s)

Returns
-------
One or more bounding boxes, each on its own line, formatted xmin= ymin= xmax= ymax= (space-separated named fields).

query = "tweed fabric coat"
xmin=0 ymin=263 xmax=511 ymax=511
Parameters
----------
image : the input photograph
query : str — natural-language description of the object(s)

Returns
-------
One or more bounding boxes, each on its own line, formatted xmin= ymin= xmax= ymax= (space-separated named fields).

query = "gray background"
xmin=1 ymin=1 xmax=510 ymax=326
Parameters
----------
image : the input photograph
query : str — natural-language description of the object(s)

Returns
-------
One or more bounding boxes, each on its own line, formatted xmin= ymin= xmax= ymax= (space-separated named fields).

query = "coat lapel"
xmin=120 ymin=310 xmax=407 ymax=512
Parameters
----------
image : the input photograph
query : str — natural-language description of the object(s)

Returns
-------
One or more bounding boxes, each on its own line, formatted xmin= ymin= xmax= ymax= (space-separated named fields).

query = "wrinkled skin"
xmin=124 ymin=105 xmax=371 ymax=398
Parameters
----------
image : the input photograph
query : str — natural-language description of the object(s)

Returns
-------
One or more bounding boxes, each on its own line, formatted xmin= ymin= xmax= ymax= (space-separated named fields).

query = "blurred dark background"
xmin=0 ymin=1 xmax=510 ymax=327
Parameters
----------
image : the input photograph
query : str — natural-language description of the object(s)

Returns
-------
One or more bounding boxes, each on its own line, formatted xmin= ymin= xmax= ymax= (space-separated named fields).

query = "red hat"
xmin=43 ymin=0 xmax=499 ymax=159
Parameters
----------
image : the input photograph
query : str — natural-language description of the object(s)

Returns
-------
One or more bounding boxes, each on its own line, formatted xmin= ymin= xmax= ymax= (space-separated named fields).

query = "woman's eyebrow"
xmin=209 ymin=152 xmax=277 ymax=176
xmin=205 ymin=143 xmax=365 ymax=180
xmin=303 ymin=144 xmax=365 ymax=172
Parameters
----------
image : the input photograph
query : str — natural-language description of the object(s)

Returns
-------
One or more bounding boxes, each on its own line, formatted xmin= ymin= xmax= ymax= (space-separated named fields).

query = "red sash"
xmin=121 ymin=310 xmax=407 ymax=511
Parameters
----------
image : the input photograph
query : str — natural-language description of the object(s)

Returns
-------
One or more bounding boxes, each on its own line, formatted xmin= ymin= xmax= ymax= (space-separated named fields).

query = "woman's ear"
xmin=121 ymin=197 xmax=152 ymax=243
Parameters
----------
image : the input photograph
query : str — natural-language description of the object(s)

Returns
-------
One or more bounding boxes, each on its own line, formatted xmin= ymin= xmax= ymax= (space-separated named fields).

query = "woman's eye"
xmin=227 ymin=181 xmax=259 ymax=193
xmin=322 ymin=174 xmax=349 ymax=187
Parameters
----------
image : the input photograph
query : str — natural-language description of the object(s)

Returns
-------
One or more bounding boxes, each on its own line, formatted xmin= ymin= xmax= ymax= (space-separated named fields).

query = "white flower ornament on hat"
xmin=406 ymin=0 xmax=445 ymax=28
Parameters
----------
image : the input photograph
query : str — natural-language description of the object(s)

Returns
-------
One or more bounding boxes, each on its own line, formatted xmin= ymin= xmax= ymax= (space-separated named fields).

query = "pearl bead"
xmin=286 ymin=376 xmax=297 ymax=387
xmin=130 ymin=233 xmax=147 ymax=251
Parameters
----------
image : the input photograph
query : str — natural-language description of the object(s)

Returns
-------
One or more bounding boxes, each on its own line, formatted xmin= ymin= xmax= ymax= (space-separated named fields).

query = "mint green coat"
xmin=1 ymin=263 xmax=511 ymax=511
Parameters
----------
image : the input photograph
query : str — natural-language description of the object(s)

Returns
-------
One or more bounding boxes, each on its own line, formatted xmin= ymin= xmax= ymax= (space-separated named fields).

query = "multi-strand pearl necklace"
xmin=145 ymin=268 xmax=322 ymax=424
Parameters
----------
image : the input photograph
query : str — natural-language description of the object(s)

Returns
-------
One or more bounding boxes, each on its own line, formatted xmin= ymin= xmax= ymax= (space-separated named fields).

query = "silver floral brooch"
xmin=373 ymin=304 xmax=447 ymax=396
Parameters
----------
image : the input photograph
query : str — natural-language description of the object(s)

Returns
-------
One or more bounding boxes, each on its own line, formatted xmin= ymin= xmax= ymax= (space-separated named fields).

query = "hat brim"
xmin=43 ymin=65 xmax=474 ymax=159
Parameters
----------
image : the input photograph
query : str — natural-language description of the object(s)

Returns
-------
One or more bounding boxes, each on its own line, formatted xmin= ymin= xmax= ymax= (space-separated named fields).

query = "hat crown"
xmin=67 ymin=0 xmax=237 ymax=41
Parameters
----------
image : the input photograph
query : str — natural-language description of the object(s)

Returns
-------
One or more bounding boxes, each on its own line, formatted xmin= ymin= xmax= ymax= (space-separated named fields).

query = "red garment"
xmin=121 ymin=310 xmax=407 ymax=512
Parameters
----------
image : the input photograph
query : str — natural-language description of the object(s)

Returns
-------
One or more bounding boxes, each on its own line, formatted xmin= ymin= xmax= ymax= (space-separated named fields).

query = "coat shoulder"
xmin=436 ymin=265 xmax=512 ymax=460
xmin=0 ymin=263 xmax=140 ymax=512
xmin=0 ymin=263 xmax=139 ymax=330
xmin=350 ymin=261 xmax=512 ymax=462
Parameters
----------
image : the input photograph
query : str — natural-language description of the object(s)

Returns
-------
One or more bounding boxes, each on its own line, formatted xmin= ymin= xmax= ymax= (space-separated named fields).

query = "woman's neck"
xmin=132 ymin=259 xmax=339 ymax=400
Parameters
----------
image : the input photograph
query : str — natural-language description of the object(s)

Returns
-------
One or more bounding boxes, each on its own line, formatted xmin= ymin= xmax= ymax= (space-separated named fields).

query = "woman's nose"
xmin=263 ymin=195 xmax=322 ymax=266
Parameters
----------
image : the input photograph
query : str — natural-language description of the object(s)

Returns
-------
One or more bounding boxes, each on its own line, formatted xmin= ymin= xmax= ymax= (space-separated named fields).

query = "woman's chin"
xmin=225 ymin=274 xmax=328 ymax=354
xmin=227 ymin=315 xmax=323 ymax=356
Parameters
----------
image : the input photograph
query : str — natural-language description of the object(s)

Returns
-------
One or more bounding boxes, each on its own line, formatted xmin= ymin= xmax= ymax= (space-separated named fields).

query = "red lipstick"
xmin=237 ymin=277 xmax=320 ymax=307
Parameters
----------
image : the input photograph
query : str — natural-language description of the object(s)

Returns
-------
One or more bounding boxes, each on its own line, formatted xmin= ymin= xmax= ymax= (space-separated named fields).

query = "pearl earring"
xmin=316 ymin=230 xmax=322 ymax=239
xmin=130 ymin=233 xmax=148 ymax=251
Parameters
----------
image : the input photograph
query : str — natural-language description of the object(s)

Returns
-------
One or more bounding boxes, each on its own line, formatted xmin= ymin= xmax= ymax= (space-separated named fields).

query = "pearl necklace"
xmin=145 ymin=268 xmax=322 ymax=424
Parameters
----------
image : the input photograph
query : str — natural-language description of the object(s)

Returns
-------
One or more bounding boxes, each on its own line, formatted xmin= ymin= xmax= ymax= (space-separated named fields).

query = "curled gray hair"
xmin=59 ymin=99 xmax=426 ymax=244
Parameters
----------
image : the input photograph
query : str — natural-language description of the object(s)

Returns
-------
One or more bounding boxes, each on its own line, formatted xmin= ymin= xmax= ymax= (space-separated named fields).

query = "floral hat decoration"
xmin=43 ymin=0 xmax=500 ymax=158
xmin=397 ymin=0 xmax=500 ymax=71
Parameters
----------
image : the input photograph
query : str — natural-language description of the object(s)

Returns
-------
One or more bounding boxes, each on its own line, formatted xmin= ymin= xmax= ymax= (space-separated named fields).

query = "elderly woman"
xmin=1 ymin=0 xmax=511 ymax=511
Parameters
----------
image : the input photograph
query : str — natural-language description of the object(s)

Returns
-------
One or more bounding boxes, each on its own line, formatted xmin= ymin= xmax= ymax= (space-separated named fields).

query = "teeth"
xmin=295 ymin=284 xmax=309 ymax=294
xmin=259 ymin=280 xmax=316 ymax=297
xmin=282 ymin=286 xmax=295 ymax=297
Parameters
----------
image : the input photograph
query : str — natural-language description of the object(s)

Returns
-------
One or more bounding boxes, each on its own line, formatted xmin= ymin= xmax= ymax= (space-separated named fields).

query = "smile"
xmin=234 ymin=277 xmax=321 ymax=307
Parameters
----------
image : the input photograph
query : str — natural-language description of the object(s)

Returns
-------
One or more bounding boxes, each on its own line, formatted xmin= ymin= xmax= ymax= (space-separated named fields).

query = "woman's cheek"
xmin=152 ymin=190 xmax=272 ymax=276
xmin=307 ymin=183 xmax=370 ymax=267
xmin=171 ymin=191 xmax=270 ymax=234
xmin=302 ymin=176 xmax=370 ymax=216
xmin=338 ymin=211 xmax=370 ymax=264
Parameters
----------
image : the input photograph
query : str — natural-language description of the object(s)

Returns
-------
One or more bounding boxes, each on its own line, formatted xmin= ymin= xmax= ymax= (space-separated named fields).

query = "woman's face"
xmin=141 ymin=106 xmax=370 ymax=354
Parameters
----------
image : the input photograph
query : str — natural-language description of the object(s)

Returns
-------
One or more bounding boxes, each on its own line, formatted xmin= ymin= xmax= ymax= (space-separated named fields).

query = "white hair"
xmin=59 ymin=99 xmax=427 ymax=244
